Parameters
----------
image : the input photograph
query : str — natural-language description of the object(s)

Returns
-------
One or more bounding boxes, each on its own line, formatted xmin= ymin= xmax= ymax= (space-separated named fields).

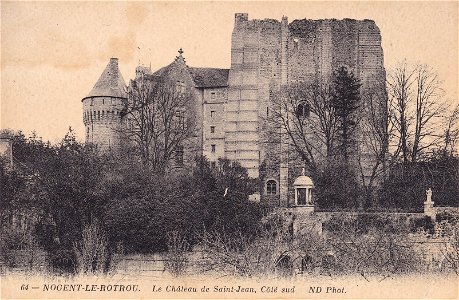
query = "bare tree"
xmin=73 ymin=219 xmax=109 ymax=275
xmin=198 ymin=212 xmax=309 ymax=278
xmin=357 ymin=85 xmax=389 ymax=199
xmin=269 ymin=82 xmax=338 ymax=175
xmin=163 ymin=230 xmax=189 ymax=277
xmin=324 ymin=214 xmax=422 ymax=281
xmin=388 ymin=62 xmax=446 ymax=163
xmin=441 ymin=227 xmax=459 ymax=275
xmin=122 ymin=76 xmax=196 ymax=173
xmin=440 ymin=103 xmax=459 ymax=157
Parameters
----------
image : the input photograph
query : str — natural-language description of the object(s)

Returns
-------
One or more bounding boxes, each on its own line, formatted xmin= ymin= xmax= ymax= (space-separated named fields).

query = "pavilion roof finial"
xmin=301 ymin=168 xmax=305 ymax=176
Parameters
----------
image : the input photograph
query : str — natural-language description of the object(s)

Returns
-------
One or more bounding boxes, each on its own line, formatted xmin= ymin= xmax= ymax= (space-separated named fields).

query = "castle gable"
xmin=85 ymin=58 xmax=127 ymax=99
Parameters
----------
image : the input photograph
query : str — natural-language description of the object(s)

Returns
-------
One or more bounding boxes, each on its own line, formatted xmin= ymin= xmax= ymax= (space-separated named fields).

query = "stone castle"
xmin=82 ymin=13 xmax=387 ymax=206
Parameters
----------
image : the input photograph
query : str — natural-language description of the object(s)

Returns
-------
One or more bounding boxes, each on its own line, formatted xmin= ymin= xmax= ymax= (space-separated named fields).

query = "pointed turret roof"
xmin=84 ymin=58 xmax=127 ymax=99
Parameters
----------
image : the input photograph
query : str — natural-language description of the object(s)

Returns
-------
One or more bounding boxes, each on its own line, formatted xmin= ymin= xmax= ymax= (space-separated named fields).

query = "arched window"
xmin=266 ymin=180 xmax=277 ymax=195
xmin=296 ymin=102 xmax=310 ymax=118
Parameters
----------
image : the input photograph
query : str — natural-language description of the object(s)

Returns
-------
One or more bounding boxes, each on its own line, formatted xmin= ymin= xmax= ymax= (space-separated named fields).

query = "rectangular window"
xmin=175 ymin=145 xmax=184 ymax=165
xmin=210 ymin=111 xmax=215 ymax=118
xmin=210 ymin=126 xmax=215 ymax=133
xmin=210 ymin=92 xmax=216 ymax=99
xmin=211 ymin=144 xmax=216 ymax=153
xmin=176 ymin=81 xmax=186 ymax=94
xmin=176 ymin=110 xmax=185 ymax=128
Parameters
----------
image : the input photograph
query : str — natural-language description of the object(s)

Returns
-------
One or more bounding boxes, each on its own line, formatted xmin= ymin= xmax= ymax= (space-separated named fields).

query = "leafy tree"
xmin=7 ymin=129 xmax=110 ymax=256
xmin=314 ymin=159 xmax=361 ymax=209
xmin=0 ymin=157 xmax=29 ymax=215
xmin=103 ymin=156 xmax=264 ymax=254
xmin=332 ymin=66 xmax=362 ymax=161
xmin=379 ymin=155 xmax=459 ymax=209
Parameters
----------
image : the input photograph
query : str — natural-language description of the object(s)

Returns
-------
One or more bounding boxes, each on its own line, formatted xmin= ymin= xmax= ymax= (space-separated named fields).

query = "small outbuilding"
xmin=293 ymin=168 xmax=315 ymax=208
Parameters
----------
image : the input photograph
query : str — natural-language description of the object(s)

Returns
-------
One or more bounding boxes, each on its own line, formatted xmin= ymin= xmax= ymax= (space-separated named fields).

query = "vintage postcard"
xmin=1 ymin=1 xmax=458 ymax=299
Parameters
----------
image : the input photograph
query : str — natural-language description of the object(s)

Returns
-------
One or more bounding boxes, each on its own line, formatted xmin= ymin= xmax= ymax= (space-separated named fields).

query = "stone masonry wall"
xmin=201 ymin=87 xmax=227 ymax=164
xmin=228 ymin=14 xmax=387 ymax=206
xmin=82 ymin=96 xmax=126 ymax=151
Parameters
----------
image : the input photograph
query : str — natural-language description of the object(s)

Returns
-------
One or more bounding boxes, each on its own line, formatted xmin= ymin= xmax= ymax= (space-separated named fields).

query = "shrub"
xmin=73 ymin=219 xmax=109 ymax=275
xmin=163 ymin=230 xmax=189 ymax=277
xmin=410 ymin=216 xmax=435 ymax=234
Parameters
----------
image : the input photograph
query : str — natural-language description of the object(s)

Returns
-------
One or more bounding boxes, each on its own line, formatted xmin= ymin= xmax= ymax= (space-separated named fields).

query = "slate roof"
xmin=188 ymin=67 xmax=229 ymax=88
xmin=84 ymin=58 xmax=127 ymax=99
xmin=152 ymin=65 xmax=169 ymax=77
xmin=152 ymin=64 xmax=229 ymax=88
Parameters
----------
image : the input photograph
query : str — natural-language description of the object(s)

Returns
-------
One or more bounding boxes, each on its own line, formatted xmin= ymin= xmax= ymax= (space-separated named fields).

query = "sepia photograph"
xmin=1 ymin=1 xmax=458 ymax=299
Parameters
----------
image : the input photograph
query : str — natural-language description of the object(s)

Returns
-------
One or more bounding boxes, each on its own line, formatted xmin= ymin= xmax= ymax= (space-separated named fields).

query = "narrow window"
xmin=211 ymin=110 xmax=216 ymax=118
xmin=293 ymin=38 xmax=299 ymax=51
xmin=175 ymin=145 xmax=184 ymax=165
xmin=211 ymin=144 xmax=216 ymax=153
xmin=210 ymin=126 xmax=215 ymax=133
xmin=210 ymin=92 xmax=216 ymax=99
xmin=176 ymin=111 xmax=185 ymax=128
xmin=266 ymin=180 xmax=277 ymax=195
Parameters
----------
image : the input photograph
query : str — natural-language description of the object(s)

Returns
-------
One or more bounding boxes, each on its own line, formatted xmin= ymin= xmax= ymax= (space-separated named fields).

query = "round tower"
xmin=82 ymin=58 xmax=127 ymax=151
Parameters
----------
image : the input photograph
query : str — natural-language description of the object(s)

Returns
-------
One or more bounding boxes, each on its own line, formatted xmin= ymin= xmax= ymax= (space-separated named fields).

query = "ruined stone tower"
xmin=82 ymin=58 xmax=127 ymax=151
xmin=226 ymin=14 xmax=387 ymax=204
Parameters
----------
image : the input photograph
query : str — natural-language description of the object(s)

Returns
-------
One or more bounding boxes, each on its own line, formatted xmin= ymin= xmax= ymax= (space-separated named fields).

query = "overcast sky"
xmin=1 ymin=1 xmax=457 ymax=143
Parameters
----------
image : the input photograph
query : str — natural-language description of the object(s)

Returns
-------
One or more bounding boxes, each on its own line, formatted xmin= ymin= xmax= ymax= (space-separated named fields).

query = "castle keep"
xmin=82 ymin=13 xmax=387 ymax=206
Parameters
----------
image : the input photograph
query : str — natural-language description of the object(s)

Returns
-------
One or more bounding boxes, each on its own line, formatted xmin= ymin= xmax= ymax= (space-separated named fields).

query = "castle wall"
xmin=0 ymin=134 xmax=13 ymax=165
xmin=201 ymin=87 xmax=226 ymax=164
xmin=226 ymin=13 xmax=262 ymax=178
xmin=82 ymin=96 xmax=126 ymax=151
xmin=227 ymin=14 xmax=387 ymax=206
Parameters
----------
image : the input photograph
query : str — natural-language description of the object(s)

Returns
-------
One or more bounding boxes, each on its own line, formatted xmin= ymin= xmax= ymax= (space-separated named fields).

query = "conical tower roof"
xmin=84 ymin=58 xmax=127 ymax=99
